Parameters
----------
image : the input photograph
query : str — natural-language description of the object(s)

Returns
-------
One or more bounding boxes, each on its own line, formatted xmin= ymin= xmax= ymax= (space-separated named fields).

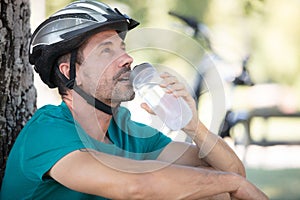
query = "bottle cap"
xmin=130 ymin=63 xmax=155 ymax=86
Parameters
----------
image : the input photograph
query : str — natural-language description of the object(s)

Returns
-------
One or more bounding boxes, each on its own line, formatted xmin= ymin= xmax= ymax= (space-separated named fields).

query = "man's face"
xmin=76 ymin=30 xmax=135 ymax=106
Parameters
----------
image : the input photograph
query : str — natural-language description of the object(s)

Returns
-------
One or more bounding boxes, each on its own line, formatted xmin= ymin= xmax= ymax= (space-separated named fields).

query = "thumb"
xmin=141 ymin=103 xmax=156 ymax=115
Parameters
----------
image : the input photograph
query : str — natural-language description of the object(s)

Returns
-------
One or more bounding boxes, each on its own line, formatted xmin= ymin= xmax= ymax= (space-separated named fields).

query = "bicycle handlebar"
xmin=169 ymin=11 xmax=254 ymax=87
xmin=168 ymin=11 xmax=199 ymax=36
xmin=168 ymin=11 xmax=212 ymax=50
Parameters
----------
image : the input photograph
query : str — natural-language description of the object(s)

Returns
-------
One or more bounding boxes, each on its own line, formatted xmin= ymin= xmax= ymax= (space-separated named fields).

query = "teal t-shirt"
xmin=0 ymin=102 xmax=171 ymax=200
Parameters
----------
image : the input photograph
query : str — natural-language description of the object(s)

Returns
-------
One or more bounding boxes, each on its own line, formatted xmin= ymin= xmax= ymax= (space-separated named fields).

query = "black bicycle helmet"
xmin=29 ymin=0 xmax=139 ymax=88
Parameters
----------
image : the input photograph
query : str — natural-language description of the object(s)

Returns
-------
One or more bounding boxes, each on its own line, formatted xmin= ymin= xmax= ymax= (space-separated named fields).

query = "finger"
xmin=165 ymin=84 xmax=187 ymax=97
xmin=167 ymin=89 xmax=190 ymax=99
xmin=166 ymin=82 xmax=185 ymax=92
xmin=159 ymin=73 xmax=179 ymax=88
xmin=140 ymin=103 xmax=156 ymax=115
xmin=159 ymin=72 xmax=172 ymax=78
xmin=160 ymin=72 xmax=194 ymax=101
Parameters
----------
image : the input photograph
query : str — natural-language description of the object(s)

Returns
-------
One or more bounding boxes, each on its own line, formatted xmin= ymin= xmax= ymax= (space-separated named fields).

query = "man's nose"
xmin=117 ymin=52 xmax=133 ymax=69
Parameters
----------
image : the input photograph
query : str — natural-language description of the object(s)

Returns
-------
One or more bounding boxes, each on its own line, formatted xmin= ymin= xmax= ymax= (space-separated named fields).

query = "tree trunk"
xmin=0 ymin=0 xmax=36 ymax=186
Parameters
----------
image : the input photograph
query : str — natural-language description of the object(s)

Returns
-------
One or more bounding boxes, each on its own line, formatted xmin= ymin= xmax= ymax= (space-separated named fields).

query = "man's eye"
xmin=102 ymin=48 xmax=111 ymax=53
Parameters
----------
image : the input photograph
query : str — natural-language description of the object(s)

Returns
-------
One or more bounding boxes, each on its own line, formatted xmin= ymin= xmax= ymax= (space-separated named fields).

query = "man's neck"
xmin=63 ymin=92 xmax=113 ymax=143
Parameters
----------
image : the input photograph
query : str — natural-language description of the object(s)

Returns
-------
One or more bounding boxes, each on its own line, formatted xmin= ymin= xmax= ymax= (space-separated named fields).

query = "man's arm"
xmin=157 ymin=132 xmax=245 ymax=177
xmin=157 ymin=141 xmax=209 ymax=167
xmin=154 ymin=72 xmax=246 ymax=176
xmin=48 ymin=149 xmax=268 ymax=199
xmin=190 ymin=122 xmax=246 ymax=177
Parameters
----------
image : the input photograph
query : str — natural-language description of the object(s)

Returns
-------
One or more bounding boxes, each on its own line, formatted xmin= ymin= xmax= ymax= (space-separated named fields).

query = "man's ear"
xmin=58 ymin=63 xmax=70 ymax=79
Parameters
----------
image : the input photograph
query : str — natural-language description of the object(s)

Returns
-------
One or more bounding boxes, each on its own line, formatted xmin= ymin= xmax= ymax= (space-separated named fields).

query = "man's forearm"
xmin=94 ymin=151 xmax=251 ymax=199
xmin=91 ymin=150 xmax=257 ymax=199
xmin=185 ymin=121 xmax=246 ymax=177
xmin=51 ymin=150 xmax=267 ymax=199
xmin=137 ymin=163 xmax=268 ymax=200
xmin=143 ymin=164 xmax=240 ymax=199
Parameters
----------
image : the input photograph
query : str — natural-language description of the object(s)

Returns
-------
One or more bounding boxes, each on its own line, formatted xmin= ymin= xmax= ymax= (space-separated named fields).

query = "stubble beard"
xmin=95 ymin=83 xmax=135 ymax=106
xmin=111 ymin=84 xmax=135 ymax=103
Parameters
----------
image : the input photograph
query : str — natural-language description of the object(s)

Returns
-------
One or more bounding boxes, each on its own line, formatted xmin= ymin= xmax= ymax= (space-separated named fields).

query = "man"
xmin=1 ymin=1 xmax=268 ymax=199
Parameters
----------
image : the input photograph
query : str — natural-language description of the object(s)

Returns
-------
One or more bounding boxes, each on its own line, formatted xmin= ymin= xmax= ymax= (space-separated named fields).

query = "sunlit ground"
xmin=241 ymin=144 xmax=300 ymax=200
xmin=202 ymin=123 xmax=300 ymax=200
xmin=247 ymin=167 xmax=300 ymax=200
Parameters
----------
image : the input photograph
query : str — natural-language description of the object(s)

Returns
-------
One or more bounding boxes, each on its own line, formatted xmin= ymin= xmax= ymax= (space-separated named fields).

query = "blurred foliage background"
xmin=45 ymin=0 xmax=300 ymax=110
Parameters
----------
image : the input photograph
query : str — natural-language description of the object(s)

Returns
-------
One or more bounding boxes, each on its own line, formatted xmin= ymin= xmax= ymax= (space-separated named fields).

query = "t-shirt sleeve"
xmin=127 ymin=121 xmax=172 ymax=160
xmin=21 ymin=120 xmax=85 ymax=181
xmin=138 ymin=122 xmax=171 ymax=151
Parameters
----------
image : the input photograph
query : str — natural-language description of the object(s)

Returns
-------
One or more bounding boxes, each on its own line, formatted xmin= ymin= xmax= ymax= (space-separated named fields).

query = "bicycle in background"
xmin=168 ymin=11 xmax=254 ymax=146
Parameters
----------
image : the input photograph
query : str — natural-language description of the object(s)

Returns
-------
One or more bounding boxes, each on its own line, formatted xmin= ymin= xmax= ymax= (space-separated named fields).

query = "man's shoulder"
xmin=32 ymin=102 xmax=72 ymax=123
xmin=21 ymin=103 xmax=74 ymax=136
xmin=18 ymin=102 xmax=81 ymax=149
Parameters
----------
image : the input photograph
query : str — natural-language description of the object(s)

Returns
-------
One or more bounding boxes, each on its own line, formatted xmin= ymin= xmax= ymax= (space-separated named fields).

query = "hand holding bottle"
xmin=130 ymin=63 xmax=198 ymax=131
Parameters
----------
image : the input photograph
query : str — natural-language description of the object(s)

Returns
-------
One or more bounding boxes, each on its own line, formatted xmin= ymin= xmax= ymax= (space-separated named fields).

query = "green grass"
xmin=246 ymin=167 xmax=300 ymax=200
xmin=231 ymin=115 xmax=300 ymax=199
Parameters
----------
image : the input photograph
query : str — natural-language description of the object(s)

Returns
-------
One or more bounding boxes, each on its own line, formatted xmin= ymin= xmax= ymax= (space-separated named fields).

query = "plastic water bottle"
xmin=130 ymin=63 xmax=192 ymax=130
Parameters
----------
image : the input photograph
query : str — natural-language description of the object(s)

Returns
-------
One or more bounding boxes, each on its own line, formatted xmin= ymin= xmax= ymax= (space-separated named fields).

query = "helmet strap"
xmin=73 ymin=86 xmax=114 ymax=115
xmin=65 ymin=49 xmax=77 ymax=89
xmin=62 ymin=49 xmax=114 ymax=115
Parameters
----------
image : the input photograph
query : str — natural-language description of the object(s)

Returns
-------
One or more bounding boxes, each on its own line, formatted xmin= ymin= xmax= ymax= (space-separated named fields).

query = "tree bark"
xmin=0 ymin=0 xmax=36 ymax=186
